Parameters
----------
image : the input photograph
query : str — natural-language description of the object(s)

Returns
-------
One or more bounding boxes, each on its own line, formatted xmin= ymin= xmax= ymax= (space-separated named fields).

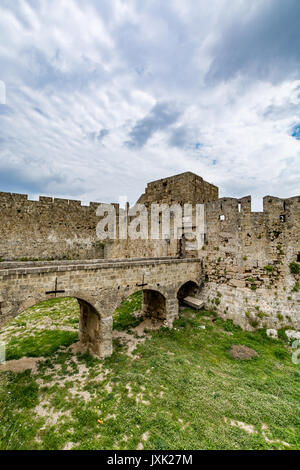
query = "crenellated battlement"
xmin=0 ymin=191 xmax=109 ymax=261
xmin=0 ymin=191 xmax=105 ymax=208
xmin=0 ymin=172 xmax=299 ymax=330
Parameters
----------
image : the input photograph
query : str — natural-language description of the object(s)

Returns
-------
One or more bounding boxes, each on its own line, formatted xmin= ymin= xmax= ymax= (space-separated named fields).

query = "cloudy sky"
xmin=0 ymin=0 xmax=299 ymax=210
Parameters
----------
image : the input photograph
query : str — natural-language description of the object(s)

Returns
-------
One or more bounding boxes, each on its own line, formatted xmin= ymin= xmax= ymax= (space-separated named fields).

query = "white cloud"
xmin=0 ymin=0 xmax=299 ymax=211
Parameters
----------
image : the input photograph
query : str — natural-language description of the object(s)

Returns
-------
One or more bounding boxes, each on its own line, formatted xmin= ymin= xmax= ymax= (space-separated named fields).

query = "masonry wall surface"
xmin=0 ymin=172 xmax=216 ymax=261
xmin=199 ymin=195 xmax=300 ymax=330
xmin=0 ymin=171 xmax=299 ymax=331
xmin=0 ymin=192 xmax=105 ymax=261
xmin=0 ymin=258 xmax=202 ymax=357
xmin=137 ymin=172 xmax=219 ymax=206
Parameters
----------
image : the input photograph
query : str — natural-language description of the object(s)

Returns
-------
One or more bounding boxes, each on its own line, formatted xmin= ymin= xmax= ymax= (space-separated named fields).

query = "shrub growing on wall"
xmin=289 ymin=262 xmax=300 ymax=275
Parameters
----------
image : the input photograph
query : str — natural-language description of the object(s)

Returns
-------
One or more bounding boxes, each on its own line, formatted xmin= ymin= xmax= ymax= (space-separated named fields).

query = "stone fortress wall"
xmin=137 ymin=171 xmax=219 ymax=205
xmin=200 ymin=194 xmax=300 ymax=330
xmin=0 ymin=192 xmax=104 ymax=261
xmin=106 ymin=172 xmax=218 ymax=259
xmin=0 ymin=172 xmax=218 ymax=262
xmin=0 ymin=171 xmax=299 ymax=331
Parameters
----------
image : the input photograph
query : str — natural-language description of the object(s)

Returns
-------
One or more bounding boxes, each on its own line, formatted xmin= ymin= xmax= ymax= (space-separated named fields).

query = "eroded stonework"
xmin=0 ymin=171 xmax=299 ymax=356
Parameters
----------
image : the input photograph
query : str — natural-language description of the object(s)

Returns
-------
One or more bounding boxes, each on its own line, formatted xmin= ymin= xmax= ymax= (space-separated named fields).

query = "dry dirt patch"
xmin=133 ymin=318 xmax=164 ymax=336
xmin=0 ymin=357 xmax=44 ymax=373
xmin=230 ymin=345 xmax=258 ymax=360
xmin=113 ymin=318 xmax=164 ymax=357
xmin=224 ymin=417 xmax=255 ymax=434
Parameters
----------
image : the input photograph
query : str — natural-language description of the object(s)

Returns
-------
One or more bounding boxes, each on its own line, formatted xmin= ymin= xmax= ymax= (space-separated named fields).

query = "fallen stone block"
xmin=183 ymin=296 xmax=204 ymax=310
xmin=266 ymin=329 xmax=278 ymax=339
xmin=285 ymin=330 xmax=300 ymax=342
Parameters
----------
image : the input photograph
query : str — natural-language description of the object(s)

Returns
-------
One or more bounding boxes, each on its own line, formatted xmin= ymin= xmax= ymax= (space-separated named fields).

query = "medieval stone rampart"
xmin=0 ymin=171 xmax=299 ymax=331
xmin=0 ymin=192 xmax=105 ymax=260
xmin=200 ymin=195 xmax=300 ymax=330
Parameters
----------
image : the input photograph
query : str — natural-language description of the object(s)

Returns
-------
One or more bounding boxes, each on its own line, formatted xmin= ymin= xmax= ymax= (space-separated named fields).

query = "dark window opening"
xmin=177 ymin=281 xmax=199 ymax=304
xmin=297 ymin=254 xmax=300 ymax=262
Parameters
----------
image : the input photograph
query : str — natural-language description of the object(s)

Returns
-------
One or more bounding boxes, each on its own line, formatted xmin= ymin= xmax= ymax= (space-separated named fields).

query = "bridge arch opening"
xmin=177 ymin=281 xmax=199 ymax=305
xmin=113 ymin=290 xmax=143 ymax=332
xmin=0 ymin=296 xmax=103 ymax=361
xmin=112 ymin=288 xmax=167 ymax=344
xmin=142 ymin=289 xmax=166 ymax=321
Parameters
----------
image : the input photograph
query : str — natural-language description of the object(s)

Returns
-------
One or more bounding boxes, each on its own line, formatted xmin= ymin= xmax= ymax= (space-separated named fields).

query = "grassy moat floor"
xmin=0 ymin=294 xmax=299 ymax=450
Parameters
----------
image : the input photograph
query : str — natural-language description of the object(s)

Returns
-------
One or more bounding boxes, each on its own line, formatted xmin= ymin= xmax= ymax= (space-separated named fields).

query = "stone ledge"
xmin=0 ymin=257 xmax=201 ymax=277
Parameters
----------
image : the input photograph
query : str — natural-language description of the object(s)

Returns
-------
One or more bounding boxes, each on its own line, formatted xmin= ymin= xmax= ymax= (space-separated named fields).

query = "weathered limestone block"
xmin=228 ymin=279 xmax=245 ymax=288
xmin=286 ymin=330 xmax=300 ymax=342
xmin=100 ymin=316 xmax=113 ymax=358
xmin=266 ymin=329 xmax=278 ymax=339
xmin=183 ymin=296 xmax=204 ymax=309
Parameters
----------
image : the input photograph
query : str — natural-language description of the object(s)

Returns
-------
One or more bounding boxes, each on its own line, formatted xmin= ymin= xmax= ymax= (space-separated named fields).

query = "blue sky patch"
xmin=291 ymin=124 xmax=300 ymax=140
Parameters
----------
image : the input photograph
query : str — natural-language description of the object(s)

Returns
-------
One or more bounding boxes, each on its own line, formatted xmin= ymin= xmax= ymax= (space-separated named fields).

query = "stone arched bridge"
xmin=0 ymin=257 xmax=202 ymax=358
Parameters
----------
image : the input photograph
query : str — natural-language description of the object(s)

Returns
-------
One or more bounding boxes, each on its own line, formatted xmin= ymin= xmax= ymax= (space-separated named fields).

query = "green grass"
xmin=264 ymin=265 xmax=274 ymax=272
xmin=6 ymin=330 xmax=78 ymax=360
xmin=0 ymin=297 xmax=299 ymax=450
xmin=113 ymin=291 xmax=143 ymax=331
xmin=290 ymin=262 xmax=300 ymax=275
xmin=0 ymin=297 xmax=79 ymax=360
xmin=292 ymin=283 xmax=299 ymax=293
